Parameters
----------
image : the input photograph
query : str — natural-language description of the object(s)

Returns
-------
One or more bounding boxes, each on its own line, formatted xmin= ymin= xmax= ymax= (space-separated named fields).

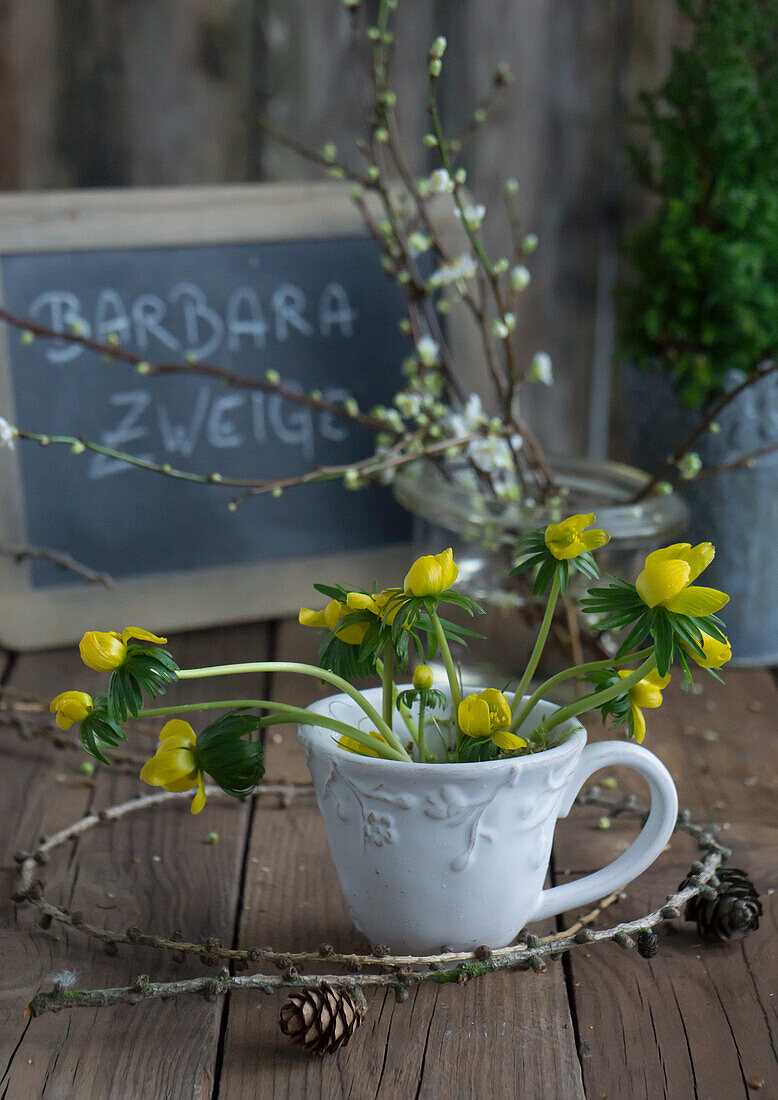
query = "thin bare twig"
xmin=685 ymin=440 xmax=778 ymax=482
xmin=634 ymin=360 xmax=778 ymax=500
xmin=14 ymin=785 xmax=732 ymax=1019
xmin=0 ymin=543 xmax=114 ymax=588
xmin=0 ymin=305 xmax=397 ymax=438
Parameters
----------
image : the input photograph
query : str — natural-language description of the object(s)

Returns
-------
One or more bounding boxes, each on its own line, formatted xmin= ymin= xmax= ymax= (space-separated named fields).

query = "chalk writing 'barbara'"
xmin=88 ymin=385 xmax=353 ymax=478
xmin=28 ymin=281 xmax=358 ymax=362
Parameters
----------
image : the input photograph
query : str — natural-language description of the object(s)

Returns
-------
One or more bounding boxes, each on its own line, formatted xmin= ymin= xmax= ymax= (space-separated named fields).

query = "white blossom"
xmin=416 ymin=335 xmax=439 ymax=366
xmin=408 ymin=231 xmax=430 ymax=256
xmin=427 ymin=253 xmax=478 ymax=289
xmin=455 ymin=203 xmax=486 ymax=230
xmin=0 ymin=416 xmax=17 ymax=449
xmin=394 ymin=391 xmax=422 ymax=419
xmin=528 ymin=352 xmax=553 ymax=386
xmin=468 ymin=435 xmax=514 ymax=473
xmin=445 ymin=393 xmax=488 ymax=438
xmin=428 ymin=169 xmax=454 ymax=194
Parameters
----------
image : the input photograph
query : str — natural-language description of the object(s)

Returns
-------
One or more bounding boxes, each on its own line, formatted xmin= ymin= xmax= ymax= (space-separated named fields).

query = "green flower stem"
xmin=510 ymin=646 xmax=655 ymax=734
xmin=256 ymin=713 xmax=408 ymax=761
xmin=429 ymin=606 xmax=461 ymax=718
xmin=140 ymin=698 xmax=407 ymax=762
xmin=511 ymin=571 xmax=561 ymax=717
xmin=543 ymin=654 xmax=658 ymax=737
xmin=417 ymin=698 xmax=428 ymax=763
xmin=176 ymin=662 xmax=411 ymax=761
xmin=381 ymin=644 xmax=395 ymax=728
xmin=376 ymin=658 xmax=419 ymax=742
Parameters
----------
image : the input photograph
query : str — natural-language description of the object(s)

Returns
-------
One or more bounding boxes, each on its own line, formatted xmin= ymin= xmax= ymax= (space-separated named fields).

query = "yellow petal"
xmin=480 ymin=688 xmax=512 ymax=731
xmin=544 ymin=518 xmax=581 ymax=559
xmin=346 ymin=592 xmax=379 ymax=613
xmin=643 ymin=670 xmax=672 ymax=690
xmin=413 ymin=664 xmax=434 ymax=690
xmin=580 ymin=528 xmax=611 ymax=552
xmin=403 ymin=549 xmax=458 ymax=596
xmin=636 ymin=559 xmax=690 ymax=608
xmin=545 ymin=515 xmax=608 ymax=560
xmin=643 ymin=543 xmax=692 ymax=568
xmin=157 ymin=774 xmax=200 ymax=793
xmin=49 ymin=690 xmax=94 ymax=730
xmin=490 ymin=730 xmax=527 ymax=752
xmin=120 ymin=627 xmax=167 ymax=645
xmin=567 ymin=513 xmax=595 ymax=533
xmin=630 ymin=701 xmax=646 ymax=743
xmin=337 ymin=731 xmax=387 ymax=758
xmin=686 ymin=631 xmax=732 ymax=669
xmin=630 ymin=681 xmax=665 ymax=709
xmin=79 ymin=630 xmax=127 ymax=671
xmin=299 ymin=606 xmax=329 ymax=629
xmin=665 ymin=585 xmax=729 ymax=616
xmin=335 ymin=621 xmax=368 ymax=646
xmin=190 ymin=772 xmax=207 ymax=814
xmin=679 ymin=542 xmax=715 ymax=583
xmin=158 ymin=719 xmax=197 ymax=747
xmin=140 ymin=748 xmax=199 ymax=788
xmin=458 ymin=695 xmax=491 ymax=737
xmin=375 ymin=589 xmax=403 ymax=626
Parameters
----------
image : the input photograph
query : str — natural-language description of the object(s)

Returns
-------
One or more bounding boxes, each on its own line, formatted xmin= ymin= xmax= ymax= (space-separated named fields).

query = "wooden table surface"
xmin=0 ymin=618 xmax=775 ymax=1099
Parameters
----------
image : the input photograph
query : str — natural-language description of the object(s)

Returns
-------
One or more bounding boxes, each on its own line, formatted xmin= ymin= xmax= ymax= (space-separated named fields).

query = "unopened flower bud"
xmin=511 ymin=265 xmax=531 ymax=291
xmin=413 ymin=665 xmax=434 ymax=691
xmin=678 ymin=452 xmax=702 ymax=480
xmin=528 ymin=352 xmax=553 ymax=386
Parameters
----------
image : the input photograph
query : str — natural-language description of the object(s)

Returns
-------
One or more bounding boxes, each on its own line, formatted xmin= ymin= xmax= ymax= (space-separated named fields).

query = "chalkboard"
xmin=0 ymin=184 xmax=470 ymax=649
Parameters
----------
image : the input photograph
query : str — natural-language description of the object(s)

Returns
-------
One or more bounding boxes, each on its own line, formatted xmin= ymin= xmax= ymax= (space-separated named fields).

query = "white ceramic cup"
xmin=299 ymin=687 xmax=678 ymax=953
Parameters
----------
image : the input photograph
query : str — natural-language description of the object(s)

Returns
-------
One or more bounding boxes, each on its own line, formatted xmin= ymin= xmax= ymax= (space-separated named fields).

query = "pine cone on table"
xmin=682 ymin=868 xmax=762 ymax=942
xmin=637 ymin=929 xmax=659 ymax=958
xmin=279 ymin=982 xmax=366 ymax=1055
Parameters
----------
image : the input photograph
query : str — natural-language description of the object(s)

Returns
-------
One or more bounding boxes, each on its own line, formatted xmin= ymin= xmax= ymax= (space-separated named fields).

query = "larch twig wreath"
xmin=32 ymin=518 xmax=761 ymax=1052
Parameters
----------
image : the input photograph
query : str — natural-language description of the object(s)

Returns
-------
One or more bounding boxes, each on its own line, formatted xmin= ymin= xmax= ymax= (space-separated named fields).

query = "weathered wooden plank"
xmin=553 ymin=670 xmax=778 ymax=1099
xmin=216 ymin=617 xmax=585 ymax=1098
xmin=439 ymin=0 xmax=627 ymax=458
xmin=0 ymin=0 xmax=61 ymax=190
xmin=0 ymin=623 xmax=270 ymax=1099
xmin=0 ymin=0 xmax=697 ymax=462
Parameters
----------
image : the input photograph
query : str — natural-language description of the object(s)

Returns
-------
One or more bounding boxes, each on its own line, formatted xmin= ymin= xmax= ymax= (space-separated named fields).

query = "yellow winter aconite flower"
xmin=544 ymin=513 xmax=610 ymax=561
xmin=298 ymin=599 xmax=368 ymax=645
xmin=403 ymin=548 xmax=459 ymax=597
xmin=139 ymin=719 xmax=206 ymax=814
xmin=79 ymin=627 xmax=168 ymax=671
xmin=337 ymin=730 xmax=390 ymax=758
xmin=458 ymin=689 xmax=526 ymax=751
xmin=635 ymin=543 xmax=728 ymax=616
xmin=413 ymin=664 xmax=434 ymax=691
xmin=49 ymin=690 xmax=94 ymax=731
xmin=346 ymin=588 xmax=404 ymax=626
xmin=685 ymin=630 xmax=732 ymax=669
xmin=617 ymin=669 xmax=671 ymax=743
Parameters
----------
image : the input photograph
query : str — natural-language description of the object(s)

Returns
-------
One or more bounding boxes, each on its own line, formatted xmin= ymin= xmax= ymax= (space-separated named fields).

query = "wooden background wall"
xmin=0 ymin=0 xmax=688 ymax=458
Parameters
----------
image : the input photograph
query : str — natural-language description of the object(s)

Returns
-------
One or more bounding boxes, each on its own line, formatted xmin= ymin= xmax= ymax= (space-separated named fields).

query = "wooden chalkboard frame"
xmin=0 ymin=182 xmax=479 ymax=650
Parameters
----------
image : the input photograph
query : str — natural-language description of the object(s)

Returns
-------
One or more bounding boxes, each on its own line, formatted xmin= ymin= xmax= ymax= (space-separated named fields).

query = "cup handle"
xmin=531 ymin=740 xmax=678 ymax=924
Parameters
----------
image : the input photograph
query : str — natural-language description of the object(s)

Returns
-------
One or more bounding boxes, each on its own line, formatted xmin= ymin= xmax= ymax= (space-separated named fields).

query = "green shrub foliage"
xmin=618 ymin=0 xmax=778 ymax=408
